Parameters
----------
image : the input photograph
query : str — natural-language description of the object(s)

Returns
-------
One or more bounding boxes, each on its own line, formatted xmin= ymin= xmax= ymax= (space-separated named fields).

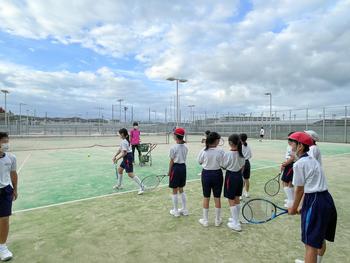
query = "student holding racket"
xmin=112 ymin=128 xmax=144 ymax=195
xmin=168 ymin=128 xmax=188 ymax=217
xmin=281 ymin=132 xmax=296 ymax=208
xmin=240 ymin=133 xmax=252 ymax=198
xmin=197 ymin=132 xmax=225 ymax=227
xmin=287 ymin=132 xmax=337 ymax=263
xmin=222 ymin=134 xmax=245 ymax=232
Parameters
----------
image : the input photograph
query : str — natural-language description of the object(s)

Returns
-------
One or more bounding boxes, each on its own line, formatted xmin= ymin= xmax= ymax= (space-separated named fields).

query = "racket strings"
xmin=265 ymin=179 xmax=280 ymax=196
xmin=244 ymin=200 xmax=276 ymax=223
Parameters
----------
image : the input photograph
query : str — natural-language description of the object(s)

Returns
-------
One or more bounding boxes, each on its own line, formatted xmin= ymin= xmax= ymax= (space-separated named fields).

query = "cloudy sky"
xmin=0 ymin=0 xmax=349 ymax=121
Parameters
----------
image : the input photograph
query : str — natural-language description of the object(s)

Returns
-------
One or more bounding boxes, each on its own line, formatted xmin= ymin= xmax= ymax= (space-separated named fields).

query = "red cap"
xmin=174 ymin=127 xmax=185 ymax=136
xmin=288 ymin=132 xmax=313 ymax=146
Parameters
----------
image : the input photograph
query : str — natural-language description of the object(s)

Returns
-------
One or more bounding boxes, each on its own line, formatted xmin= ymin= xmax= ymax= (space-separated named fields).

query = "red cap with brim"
xmin=174 ymin=128 xmax=185 ymax=136
xmin=288 ymin=132 xmax=313 ymax=146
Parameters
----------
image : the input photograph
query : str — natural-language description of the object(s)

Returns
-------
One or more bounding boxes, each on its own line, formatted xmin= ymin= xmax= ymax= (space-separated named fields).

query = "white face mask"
xmin=1 ymin=143 xmax=9 ymax=152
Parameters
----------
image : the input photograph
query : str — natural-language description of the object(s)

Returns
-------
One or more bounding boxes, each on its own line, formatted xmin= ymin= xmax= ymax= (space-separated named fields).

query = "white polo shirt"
xmin=197 ymin=147 xmax=225 ymax=170
xmin=308 ymin=145 xmax=322 ymax=165
xmin=292 ymin=155 xmax=328 ymax=193
xmin=222 ymin=151 xmax=245 ymax=172
xmin=169 ymin=144 xmax=188 ymax=164
xmin=260 ymin=129 xmax=265 ymax=135
xmin=242 ymin=145 xmax=252 ymax=160
xmin=120 ymin=139 xmax=132 ymax=153
xmin=0 ymin=153 xmax=17 ymax=188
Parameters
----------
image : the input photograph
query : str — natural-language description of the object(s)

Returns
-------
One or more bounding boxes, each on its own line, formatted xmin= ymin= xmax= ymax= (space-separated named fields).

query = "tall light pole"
xmin=124 ymin=106 xmax=128 ymax=123
xmin=117 ymin=99 xmax=123 ymax=123
xmin=1 ymin=90 xmax=9 ymax=128
xmin=112 ymin=104 xmax=118 ymax=123
xmin=264 ymin=92 xmax=272 ymax=140
xmin=19 ymin=103 xmax=26 ymax=135
xmin=188 ymin=105 xmax=195 ymax=123
xmin=167 ymin=78 xmax=188 ymax=127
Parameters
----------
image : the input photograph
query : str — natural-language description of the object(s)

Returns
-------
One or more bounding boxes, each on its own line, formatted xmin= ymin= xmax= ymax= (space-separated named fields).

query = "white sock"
xmin=215 ymin=207 xmax=221 ymax=221
xmin=0 ymin=243 xmax=6 ymax=249
xmin=235 ymin=204 xmax=241 ymax=223
xmin=203 ymin=208 xmax=209 ymax=221
xmin=132 ymin=176 xmax=142 ymax=188
xmin=283 ymin=187 xmax=290 ymax=201
xmin=172 ymin=194 xmax=178 ymax=211
xmin=317 ymin=255 xmax=323 ymax=263
xmin=181 ymin=192 xmax=187 ymax=210
xmin=230 ymin=206 xmax=237 ymax=225
xmin=118 ymin=174 xmax=123 ymax=186
xmin=288 ymin=187 xmax=294 ymax=202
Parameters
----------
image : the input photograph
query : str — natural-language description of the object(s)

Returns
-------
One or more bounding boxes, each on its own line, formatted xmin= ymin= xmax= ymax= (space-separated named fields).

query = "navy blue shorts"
xmin=0 ymin=185 xmax=13 ymax=217
xmin=120 ymin=153 xmax=134 ymax=173
xmin=243 ymin=160 xmax=251 ymax=179
xmin=169 ymin=163 xmax=186 ymax=188
xmin=224 ymin=170 xmax=243 ymax=199
xmin=201 ymin=169 xmax=223 ymax=198
xmin=301 ymin=191 xmax=337 ymax=249
xmin=281 ymin=162 xmax=294 ymax=183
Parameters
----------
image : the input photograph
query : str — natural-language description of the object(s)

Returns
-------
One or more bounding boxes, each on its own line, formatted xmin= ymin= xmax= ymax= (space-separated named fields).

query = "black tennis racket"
xmin=264 ymin=173 xmax=281 ymax=196
xmin=141 ymin=174 xmax=167 ymax=191
xmin=242 ymin=198 xmax=287 ymax=224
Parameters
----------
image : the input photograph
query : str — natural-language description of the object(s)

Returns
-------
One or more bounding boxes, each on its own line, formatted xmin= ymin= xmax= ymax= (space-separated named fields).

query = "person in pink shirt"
xmin=130 ymin=122 xmax=141 ymax=163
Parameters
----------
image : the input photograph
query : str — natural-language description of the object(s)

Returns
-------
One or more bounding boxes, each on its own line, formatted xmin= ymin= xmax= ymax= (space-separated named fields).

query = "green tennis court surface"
xmin=8 ymin=136 xmax=350 ymax=262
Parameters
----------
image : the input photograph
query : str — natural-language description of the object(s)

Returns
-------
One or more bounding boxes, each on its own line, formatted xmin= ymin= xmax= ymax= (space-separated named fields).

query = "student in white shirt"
xmin=197 ymin=132 xmax=225 ymax=227
xmin=112 ymin=128 xmax=144 ymax=195
xmin=288 ymin=132 xmax=337 ymax=263
xmin=168 ymin=128 xmax=188 ymax=217
xmin=240 ymin=133 xmax=252 ymax=198
xmin=222 ymin=134 xmax=245 ymax=232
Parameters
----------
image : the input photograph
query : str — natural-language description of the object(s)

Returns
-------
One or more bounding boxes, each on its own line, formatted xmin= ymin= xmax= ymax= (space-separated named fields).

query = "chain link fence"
xmin=0 ymin=105 xmax=348 ymax=144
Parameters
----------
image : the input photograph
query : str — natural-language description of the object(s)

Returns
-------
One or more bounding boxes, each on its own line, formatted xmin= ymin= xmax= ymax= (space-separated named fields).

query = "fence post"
xmin=274 ymin=111 xmax=277 ymax=139
xmin=345 ymin=106 xmax=348 ymax=143
xmin=322 ymin=107 xmax=325 ymax=142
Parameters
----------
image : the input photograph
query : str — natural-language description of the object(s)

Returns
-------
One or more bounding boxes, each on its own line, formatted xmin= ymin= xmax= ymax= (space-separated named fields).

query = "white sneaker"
xmin=169 ymin=209 xmax=180 ymax=217
xmin=137 ymin=189 xmax=144 ymax=195
xmin=179 ymin=208 xmax=189 ymax=216
xmin=244 ymin=192 xmax=249 ymax=198
xmin=227 ymin=222 xmax=242 ymax=232
xmin=239 ymin=196 xmax=242 ymax=201
xmin=198 ymin=218 xmax=209 ymax=227
xmin=0 ymin=246 xmax=13 ymax=261
xmin=215 ymin=218 xmax=223 ymax=227
xmin=228 ymin=217 xmax=233 ymax=222
xmin=113 ymin=184 xmax=122 ymax=190
xmin=295 ymin=260 xmax=304 ymax=263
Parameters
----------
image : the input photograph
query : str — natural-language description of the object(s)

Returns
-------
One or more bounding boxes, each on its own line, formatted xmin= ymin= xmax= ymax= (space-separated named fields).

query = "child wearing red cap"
xmin=288 ymin=132 xmax=337 ymax=263
xmin=168 ymin=128 xmax=188 ymax=217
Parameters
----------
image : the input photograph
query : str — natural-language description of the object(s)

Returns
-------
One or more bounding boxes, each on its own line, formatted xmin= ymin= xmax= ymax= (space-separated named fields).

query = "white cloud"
xmin=0 ymin=0 xmax=349 ymax=118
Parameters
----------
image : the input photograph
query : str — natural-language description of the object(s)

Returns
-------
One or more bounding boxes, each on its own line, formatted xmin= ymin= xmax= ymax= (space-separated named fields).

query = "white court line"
xmin=17 ymin=153 xmax=32 ymax=175
xmin=13 ymin=164 xmax=279 ymax=214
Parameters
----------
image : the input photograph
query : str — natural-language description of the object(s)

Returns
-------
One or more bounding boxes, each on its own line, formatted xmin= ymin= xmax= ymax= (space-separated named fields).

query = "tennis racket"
xmin=141 ymin=174 xmax=167 ymax=191
xmin=242 ymin=198 xmax=287 ymax=224
xmin=264 ymin=173 xmax=281 ymax=196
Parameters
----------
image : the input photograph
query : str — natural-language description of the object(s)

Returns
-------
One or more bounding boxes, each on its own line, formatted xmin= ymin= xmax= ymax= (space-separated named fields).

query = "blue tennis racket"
xmin=242 ymin=198 xmax=287 ymax=224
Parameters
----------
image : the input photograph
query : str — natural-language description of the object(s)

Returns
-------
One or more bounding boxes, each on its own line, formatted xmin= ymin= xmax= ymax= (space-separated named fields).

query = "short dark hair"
xmin=133 ymin=122 xmax=138 ymax=126
xmin=205 ymin=130 xmax=211 ymax=136
xmin=0 ymin=132 xmax=9 ymax=140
